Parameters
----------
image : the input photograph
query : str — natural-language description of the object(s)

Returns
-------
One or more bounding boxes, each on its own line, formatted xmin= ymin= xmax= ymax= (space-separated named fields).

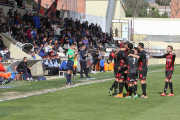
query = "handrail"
xmin=1 ymin=34 xmax=29 ymax=54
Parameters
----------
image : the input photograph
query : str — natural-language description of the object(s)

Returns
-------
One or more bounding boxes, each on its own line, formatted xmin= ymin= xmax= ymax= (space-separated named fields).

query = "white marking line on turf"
xmin=0 ymin=66 xmax=180 ymax=103
xmin=0 ymin=78 xmax=115 ymax=103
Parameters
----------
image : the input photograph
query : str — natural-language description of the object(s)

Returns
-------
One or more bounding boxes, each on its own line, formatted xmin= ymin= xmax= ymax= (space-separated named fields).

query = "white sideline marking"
xmin=0 ymin=78 xmax=115 ymax=103
xmin=0 ymin=66 xmax=180 ymax=103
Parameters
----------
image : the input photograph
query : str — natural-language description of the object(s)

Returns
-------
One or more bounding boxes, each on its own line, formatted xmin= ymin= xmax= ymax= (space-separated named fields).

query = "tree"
xmin=148 ymin=6 xmax=160 ymax=18
xmin=171 ymin=0 xmax=180 ymax=18
xmin=125 ymin=0 xmax=150 ymax=17
xmin=160 ymin=12 xmax=169 ymax=18
xmin=155 ymin=0 xmax=171 ymax=6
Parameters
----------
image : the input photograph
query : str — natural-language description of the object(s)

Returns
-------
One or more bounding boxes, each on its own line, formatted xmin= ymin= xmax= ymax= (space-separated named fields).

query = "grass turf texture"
xmin=0 ymin=64 xmax=180 ymax=120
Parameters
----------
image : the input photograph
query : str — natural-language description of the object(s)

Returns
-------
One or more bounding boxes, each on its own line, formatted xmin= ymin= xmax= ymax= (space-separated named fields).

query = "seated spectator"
xmin=0 ymin=46 xmax=10 ymax=59
xmin=37 ymin=43 xmax=45 ymax=57
xmin=17 ymin=57 xmax=33 ymax=81
xmin=100 ymin=56 xmax=105 ymax=72
xmin=60 ymin=60 xmax=67 ymax=71
xmin=108 ymin=59 xmax=114 ymax=71
xmin=43 ymin=56 xmax=58 ymax=76
xmin=82 ymin=37 xmax=89 ymax=47
xmin=54 ymin=40 xmax=60 ymax=52
xmin=30 ymin=51 xmax=36 ymax=59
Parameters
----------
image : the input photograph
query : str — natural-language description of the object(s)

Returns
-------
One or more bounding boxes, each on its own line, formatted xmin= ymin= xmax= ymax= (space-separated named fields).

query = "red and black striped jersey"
xmin=117 ymin=50 xmax=127 ymax=67
xmin=153 ymin=53 xmax=176 ymax=71
xmin=138 ymin=50 xmax=147 ymax=71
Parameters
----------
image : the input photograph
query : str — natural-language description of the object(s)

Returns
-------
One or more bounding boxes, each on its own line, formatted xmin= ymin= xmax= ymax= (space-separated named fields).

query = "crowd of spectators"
xmin=0 ymin=7 xmax=115 ymax=58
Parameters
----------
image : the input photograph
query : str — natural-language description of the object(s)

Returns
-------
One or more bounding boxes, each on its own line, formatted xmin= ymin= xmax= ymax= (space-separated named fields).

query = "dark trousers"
xmin=46 ymin=67 xmax=59 ymax=76
xmin=73 ymin=67 xmax=77 ymax=76
xmin=17 ymin=69 xmax=32 ymax=78
xmin=100 ymin=67 xmax=104 ymax=71
xmin=80 ymin=60 xmax=88 ymax=78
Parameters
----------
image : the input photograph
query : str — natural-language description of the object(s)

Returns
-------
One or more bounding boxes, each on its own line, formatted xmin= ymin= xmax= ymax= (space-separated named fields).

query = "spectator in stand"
xmin=30 ymin=51 xmax=36 ymax=59
xmin=17 ymin=57 xmax=33 ymax=81
xmin=37 ymin=43 xmax=45 ymax=57
xmin=6 ymin=14 xmax=12 ymax=27
xmin=0 ymin=46 xmax=10 ymax=59
xmin=54 ymin=40 xmax=60 ymax=52
xmin=119 ymin=40 xmax=123 ymax=48
xmin=7 ymin=9 xmax=13 ymax=19
xmin=27 ymin=27 xmax=32 ymax=43
xmin=33 ymin=13 xmax=41 ymax=29
xmin=23 ymin=11 xmax=29 ymax=23
xmin=43 ymin=56 xmax=58 ymax=76
xmin=31 ymin=28 xmax=37 ymax=38
xmin=82 ymin=37 xmax=89 ymax=47
xmin=115 ymin=27 xmax=118 ymax=37
xmin=0 ymin=36 xmax=4 ymax=50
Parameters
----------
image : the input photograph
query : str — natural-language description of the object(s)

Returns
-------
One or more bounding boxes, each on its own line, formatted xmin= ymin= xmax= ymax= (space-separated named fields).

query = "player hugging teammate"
xmin=108 ymin=42 xmax=148 ymax=99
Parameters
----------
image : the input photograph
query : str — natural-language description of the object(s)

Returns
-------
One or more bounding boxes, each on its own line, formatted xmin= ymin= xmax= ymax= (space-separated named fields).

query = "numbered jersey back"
xmin=126 ymin=56 xmax=137 ymax=74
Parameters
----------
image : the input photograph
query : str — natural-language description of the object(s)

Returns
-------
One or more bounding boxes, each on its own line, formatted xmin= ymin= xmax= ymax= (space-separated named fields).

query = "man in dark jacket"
xmin=91 ymin=48 xmax=99 ymax=72
xmin=23 ymin=11 xmax=30 ymax=23
xmin=17 ymin=57 xmax=33 ymax=81
xmin=79 ymin=44 xmax=91 ymax=78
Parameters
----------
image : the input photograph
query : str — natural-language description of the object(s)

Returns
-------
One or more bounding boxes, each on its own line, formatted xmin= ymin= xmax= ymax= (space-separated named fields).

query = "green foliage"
xmin=125 ymin=0 xmax=150 ymax=17
xmin=160 ymin=12 xmax=169 ymax=18
xmin=148 ymin=6 xmax=160 ymax=18
xmin=155 ymin=0 xmax=171 ymax=6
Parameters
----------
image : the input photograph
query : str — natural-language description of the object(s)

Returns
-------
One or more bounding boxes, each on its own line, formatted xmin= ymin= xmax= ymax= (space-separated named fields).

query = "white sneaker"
xmin=30 ymin=78 xmax=33 ymax=81
xmin=26 ymin=78 xmax=30 ymax=81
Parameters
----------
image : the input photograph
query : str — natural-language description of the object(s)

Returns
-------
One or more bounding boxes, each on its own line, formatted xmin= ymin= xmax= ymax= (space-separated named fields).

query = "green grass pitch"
xmin=0 ymin=64 xmax=180 ymax=120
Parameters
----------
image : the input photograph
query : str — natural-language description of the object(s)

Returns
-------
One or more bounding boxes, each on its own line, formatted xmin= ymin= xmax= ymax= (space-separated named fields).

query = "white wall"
xmin=134 ymin=20 xmax=180 ymax=35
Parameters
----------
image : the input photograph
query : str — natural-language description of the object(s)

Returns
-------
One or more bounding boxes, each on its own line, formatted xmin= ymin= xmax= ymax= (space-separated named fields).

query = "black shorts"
xmin=166 ymin=70 xmax=173 ymax=80
xmin=126 ymin=73 xmax=136 ymax=84
xmin=139 ymin=70 xmax=147 ymax=81
xmin=93 ymin=59 xmax=98 ymax=65
xmin=67 ymin=60 xmax=74 ymax=71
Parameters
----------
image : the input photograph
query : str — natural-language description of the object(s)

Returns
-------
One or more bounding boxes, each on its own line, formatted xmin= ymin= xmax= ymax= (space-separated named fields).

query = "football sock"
xmin=130 ymin=86 xmax=136 ymax=95
xmin=114 ymin=81 xmax=118 ymax=94
xmin=119 ymin=82 xmax=123 ymax=94
xmin=110 ymin=81 xmax=117 ymax=90
xmin=134 ymin=84 xmax=137 ymax=92
xmin=129 ymin=89 xmax=132 ymax=96
xmin=125 ymin=82 xmax=129 ymax=92
xmin=67 ymin=74 xmax=70 ymax=83
xmin=164 ymin=82 xmax=169 ymax=93
xmin=169 ymin=82 xmax=173 ymax=94
xmin=142 ymin=83 xmax=147 ymax=96
xmin=69 ymin=74 xmax=72 ymax=83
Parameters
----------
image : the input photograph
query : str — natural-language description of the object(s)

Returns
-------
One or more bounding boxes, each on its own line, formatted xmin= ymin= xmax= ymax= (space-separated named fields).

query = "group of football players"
xmin=108 ymin=42 xmax=175 ymax=99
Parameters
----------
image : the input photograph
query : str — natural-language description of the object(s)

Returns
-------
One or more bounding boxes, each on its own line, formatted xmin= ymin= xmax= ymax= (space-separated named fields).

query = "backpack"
xmin=38 ymin=76 xmax=46 ymax=81
xmin=60 ymin=61 xmax=67 ymax=70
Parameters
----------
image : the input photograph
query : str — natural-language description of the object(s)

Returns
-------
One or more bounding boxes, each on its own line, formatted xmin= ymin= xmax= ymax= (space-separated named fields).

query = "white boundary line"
xmin=0 ymin=66 xmax=180 ymax=103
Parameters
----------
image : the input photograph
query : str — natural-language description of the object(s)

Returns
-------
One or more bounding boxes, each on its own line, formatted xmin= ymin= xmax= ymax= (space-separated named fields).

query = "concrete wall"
xmin=0 ymin=5 xmax=37 ymax=17
xmin=144 ymin=35 xmax=180 ymax=42
xmin=86 ymin=0 xmax=125 ymax=19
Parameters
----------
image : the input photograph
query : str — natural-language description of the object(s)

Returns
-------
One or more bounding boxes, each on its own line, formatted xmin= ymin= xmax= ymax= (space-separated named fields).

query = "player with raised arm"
xmin=129 ymin=43 xmax=148 ymax=98
xmin=151 ymin=45 xmax=176 ymax=96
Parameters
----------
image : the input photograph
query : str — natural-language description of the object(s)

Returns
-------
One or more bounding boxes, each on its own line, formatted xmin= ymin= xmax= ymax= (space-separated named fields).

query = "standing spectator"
xmin=91 ymin=48 xmax=99 ymax=72
xmin=115 ymin=27 xmax=118 ymax=37
xmin=17 ymin=57 xmax=33 ymax=81
xmin=6 ymin=14 xmax=12 ymax=27
xmin=79 ymin=44 xmax=91 ymax=79
xmin=33 ymin=13 xmax=41 ymax=29
xmin=27 ymin=27 xmax=32 ymax=43
xmin=0 ymin=36 xmax=4 ymax=50
xmin=100 ymin=56 xmax=105 ymax=72
xmin=37 ymin=44 xmax=45 ymax=57
xmin=23 ymin=11 xmax=29 ymax=23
